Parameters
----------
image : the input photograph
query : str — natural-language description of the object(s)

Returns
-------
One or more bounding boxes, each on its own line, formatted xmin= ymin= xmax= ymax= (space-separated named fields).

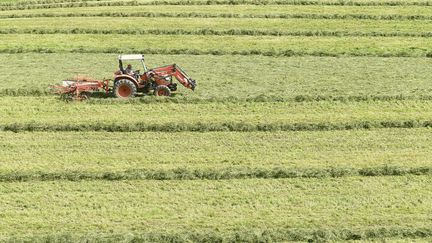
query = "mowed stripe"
xmin=0 ymin=34 xmax=431 ymax=57
xmin=1 ymin=5 xmax=432 ymax=19
xmin=0 ymin=129 xmax=431 ymax=181
xmin=0 ymin=176 xmax=431 ymax=241
xmin=0 ymin=17 xmax=432 ymax=38
xmin=1 ymin=97 xmax=432 ymax=132
xmin=2 ymin=0 xmax=432 ymax=10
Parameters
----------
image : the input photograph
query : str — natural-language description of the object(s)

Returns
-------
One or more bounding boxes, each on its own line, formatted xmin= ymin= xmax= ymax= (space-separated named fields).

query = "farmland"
xmin=1 ymin=129 xmax=432 ymax=181
xmin=1 ymin=54 xmax=432 ymax=99
xmin=1 ymin=177 xmax=432 ymax=241
xmin=0 ymin=0 xmax=432 ymax=242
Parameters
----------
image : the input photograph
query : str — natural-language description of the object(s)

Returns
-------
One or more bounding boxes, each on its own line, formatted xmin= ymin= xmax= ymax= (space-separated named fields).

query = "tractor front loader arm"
xmin=151 ymin=64 xmax=197 ymax=90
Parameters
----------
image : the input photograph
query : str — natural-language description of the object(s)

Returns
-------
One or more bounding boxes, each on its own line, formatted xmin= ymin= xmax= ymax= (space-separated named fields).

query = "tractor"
xmin=51 ymin=54 xmax=196 ymax=100
xmin=113 ymin=54 xmax=196 ymax=98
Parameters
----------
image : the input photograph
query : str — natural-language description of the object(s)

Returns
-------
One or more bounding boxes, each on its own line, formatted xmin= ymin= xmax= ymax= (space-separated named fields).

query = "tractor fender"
xmin=113 ymin=75 xmax=141 ymax=88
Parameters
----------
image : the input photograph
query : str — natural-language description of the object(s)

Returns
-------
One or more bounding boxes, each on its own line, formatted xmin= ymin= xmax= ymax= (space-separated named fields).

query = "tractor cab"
xmin=116 ymin=54 xmax=148 ymax=79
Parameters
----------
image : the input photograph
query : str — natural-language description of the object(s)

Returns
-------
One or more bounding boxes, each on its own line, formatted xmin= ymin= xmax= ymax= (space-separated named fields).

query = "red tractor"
xmin=113 ymin=54 xmax=196 ymax=98
xmin=51 ymin=54 xmax=196 ymax=100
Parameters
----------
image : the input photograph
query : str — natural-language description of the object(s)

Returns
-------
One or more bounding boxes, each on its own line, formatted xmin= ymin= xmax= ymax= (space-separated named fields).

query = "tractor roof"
xmin=118 ymin=54 xmax=144 ymax=61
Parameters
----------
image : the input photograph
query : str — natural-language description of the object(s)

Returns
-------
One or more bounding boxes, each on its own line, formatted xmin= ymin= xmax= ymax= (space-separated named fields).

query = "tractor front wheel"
xmin=114 ymin=79 xmax=137 ymax=98
xmin=154 ymin=85 xmax=171 ymax=97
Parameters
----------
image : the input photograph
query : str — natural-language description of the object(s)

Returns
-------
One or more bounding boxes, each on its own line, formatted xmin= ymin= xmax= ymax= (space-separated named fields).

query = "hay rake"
xmin=50 ymin=76 xmax=110 ymax=101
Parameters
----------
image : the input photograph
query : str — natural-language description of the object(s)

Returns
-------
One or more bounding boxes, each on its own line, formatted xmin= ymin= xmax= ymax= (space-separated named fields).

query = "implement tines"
xmin=51 ymin=76 xmax=109 ymax=101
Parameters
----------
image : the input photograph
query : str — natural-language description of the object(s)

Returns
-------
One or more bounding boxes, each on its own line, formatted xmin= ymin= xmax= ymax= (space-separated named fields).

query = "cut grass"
xmin=1 ymin=97 xmax=432 ymax=132
xmin=2 ymin=0 xmax=432 ymax=9
xmin=1 ymin=0 xmax=431 ymax=241
xmin=0 ymin=34 xmax=431 ymax=57
xmin=0 ymin=0 xmax=93 ymax=4
xmin=0 ymin=129 xmax=431 ymax=181
xmin=1 ymin=17 xmax=432 ymax=37
xmin=4 ymin=12 xmax=432 ymax=22
xmin=0 ymin=176 xmax=431 ymax=241
xmin=1 ymin=54 xmax=432 ymax=100
xmin=1 ymin=5 xmax=432 ymax=19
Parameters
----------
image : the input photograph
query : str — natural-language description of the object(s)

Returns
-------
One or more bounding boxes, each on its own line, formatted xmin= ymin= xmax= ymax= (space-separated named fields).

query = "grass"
xmin=0 ymin=129 xmax=431 ymax=181
xmin=0 ymin=0 xmax=431 ymax=241
xmin=1 ymin=54 xmax=432 ymax=99
xmin=360 ymin=238 xmax=432 ymax=242
xmin=0 ymin=34 xmax=431 ymax=57
xmin=2 ymin=5 xmax=432 ymax=18
xmin=2 ymin=0 xmax=432 ymax=8
xmin=2 ymin=17 xmax=432 ymax=37
xmin=0 ymin=176 xmax=432 ymax=242
xmin=1 ymin=97 xmax=432 ymax=132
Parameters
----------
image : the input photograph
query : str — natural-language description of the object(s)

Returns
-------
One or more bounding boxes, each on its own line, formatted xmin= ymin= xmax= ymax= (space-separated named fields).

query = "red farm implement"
xmin=51 ymin=54 xmax=197 ymax=100
xmin=51 ymin=77 xmax=109 ymax=101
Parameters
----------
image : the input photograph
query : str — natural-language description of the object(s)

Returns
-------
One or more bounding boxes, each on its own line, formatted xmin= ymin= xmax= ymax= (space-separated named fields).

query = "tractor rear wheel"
xmin=154 ymin=85 xmax=171 ymax=97
xmin=78 ymin=92 xmax=91 ymax=100
xmin=114 ymin=79 xmax=137 ymax=98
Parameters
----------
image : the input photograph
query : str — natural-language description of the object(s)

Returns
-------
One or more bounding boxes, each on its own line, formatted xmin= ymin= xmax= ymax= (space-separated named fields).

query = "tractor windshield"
xmin=118 ymin=55 xmax=148 ymax=74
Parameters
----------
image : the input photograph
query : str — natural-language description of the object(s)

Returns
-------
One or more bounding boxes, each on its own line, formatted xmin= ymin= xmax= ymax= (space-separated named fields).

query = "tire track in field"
xmin=2 ymin=89 xmax=432 ymax=103
xmin=3 ymin=225 xmax=432 ymax=242
xmin=1 ymin=28 xmax=432 ymax=38
xmin=2 ymin=12 xmax=432 ymax=21
xmin=1 ymin=120 xmax=432 ymax=132
xmin=2 ymin=0 xmax=432 ymax=11
xmin=1 ymin=47 xmax=431 ymax=57
xmin=0 ymin=165 xmax=431 ymax=182
xmin=0 ymin=0 xmax=94 ymax=7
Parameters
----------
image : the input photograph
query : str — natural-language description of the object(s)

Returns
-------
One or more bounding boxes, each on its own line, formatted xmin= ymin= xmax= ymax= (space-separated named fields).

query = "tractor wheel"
xmin=114 ymin=79 xmax=137 ymax=98
xmin=60 ymin=93 xmax=73 ymax=102
xmin=78 ymin=92 xmax=91 ymax=100
xmin=154 ymin=85 xmax=171 ymax=97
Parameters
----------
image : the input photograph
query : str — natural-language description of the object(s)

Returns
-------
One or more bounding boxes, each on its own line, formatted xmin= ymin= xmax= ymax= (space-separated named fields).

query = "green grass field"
xmin=1 ymin=176 xmax=432 ymax=242
xmin=2 ymin=5 xmax=432 ymax=18
xmin=1 ymin=34 xmax=432 ymax=57
xmin=0 ymin=129 xmax=431 ymax=181
xmin=0 ymin=0 xmax=431 ymax=241
xmin=4 ymin=17 xmax=432 ymax=36
xmin=2 ymin=54 xmax=432 ymax=99
xmin=2 ymin=98 xmax=432 ymax=130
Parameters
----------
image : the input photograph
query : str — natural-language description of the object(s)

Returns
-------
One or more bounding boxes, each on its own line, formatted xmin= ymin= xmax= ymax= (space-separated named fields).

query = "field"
xmin=0 ymin=0 xmax=432 ymax=242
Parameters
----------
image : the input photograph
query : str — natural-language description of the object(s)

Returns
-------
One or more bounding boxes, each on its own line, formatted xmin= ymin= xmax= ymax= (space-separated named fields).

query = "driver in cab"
xmin=124 ymin=64 xmax=134 ymax=75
